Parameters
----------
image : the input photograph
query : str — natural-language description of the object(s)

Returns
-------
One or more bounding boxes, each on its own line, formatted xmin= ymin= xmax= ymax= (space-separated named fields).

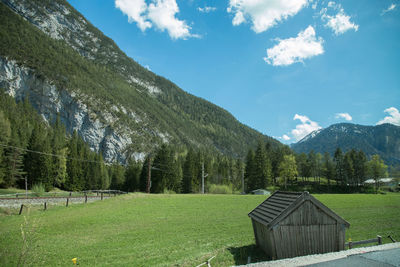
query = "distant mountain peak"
xmin=291 ymin=123 xmax=400 ymax=165
xmin=298 ymin=128 xmax=323 ymax=143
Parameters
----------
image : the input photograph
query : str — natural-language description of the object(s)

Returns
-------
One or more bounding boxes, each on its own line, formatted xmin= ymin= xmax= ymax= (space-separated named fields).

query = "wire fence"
xmin=0 ymin=190 xmax=127 ymax=199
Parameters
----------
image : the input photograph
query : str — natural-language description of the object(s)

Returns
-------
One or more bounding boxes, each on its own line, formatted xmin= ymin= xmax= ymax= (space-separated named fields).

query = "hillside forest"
xmin=0 ymin=93 xmax=397 ymax=194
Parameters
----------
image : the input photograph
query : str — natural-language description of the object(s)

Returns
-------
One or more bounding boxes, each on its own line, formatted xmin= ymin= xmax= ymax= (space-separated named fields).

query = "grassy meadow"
xmin=0 ymin=193 xmax=399 ymax=266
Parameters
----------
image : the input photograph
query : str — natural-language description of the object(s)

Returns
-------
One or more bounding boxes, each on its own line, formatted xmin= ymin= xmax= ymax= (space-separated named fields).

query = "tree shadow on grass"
xmin=227 ymin=244 xmax=270 ymax=265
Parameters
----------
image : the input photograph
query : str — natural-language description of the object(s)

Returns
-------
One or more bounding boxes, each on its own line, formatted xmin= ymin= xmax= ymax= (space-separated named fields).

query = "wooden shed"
xmin=248 ymin=191 xmax=350 ymax=260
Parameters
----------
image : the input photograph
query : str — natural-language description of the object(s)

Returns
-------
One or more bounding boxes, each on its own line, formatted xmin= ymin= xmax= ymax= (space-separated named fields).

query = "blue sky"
xmin=68 ymin=0 xmax=400 ymax=144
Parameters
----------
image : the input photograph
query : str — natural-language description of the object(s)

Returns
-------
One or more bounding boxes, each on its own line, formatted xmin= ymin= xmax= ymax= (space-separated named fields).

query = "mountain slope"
xmin=291 ymin=123 xmax=400 ymax=165
xmin=0 ymin=0 xmax=281 ymax=163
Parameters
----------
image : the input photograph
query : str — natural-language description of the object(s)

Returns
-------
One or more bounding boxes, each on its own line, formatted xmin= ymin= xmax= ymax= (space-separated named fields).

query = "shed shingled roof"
xmin=248 ymin=191 xmax=350 ymax=229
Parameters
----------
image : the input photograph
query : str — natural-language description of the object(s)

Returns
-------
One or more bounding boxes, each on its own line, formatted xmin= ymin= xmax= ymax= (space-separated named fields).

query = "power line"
xmin=0 ymin=143 xmax=105 ymax=164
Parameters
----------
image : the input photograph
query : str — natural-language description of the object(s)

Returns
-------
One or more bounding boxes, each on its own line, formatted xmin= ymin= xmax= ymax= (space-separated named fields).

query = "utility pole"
xmin=201 ymin=162 xmax=208 ymax=194
xmin=202 ymin=162 xmax=204 ymax=194
xmin=241 ymin=167 xmax=245 ymax=194
xmin=25 ymin=176 xmax=28 ymax=198
xmin=146 ymin=156 xmax=151 ymax=193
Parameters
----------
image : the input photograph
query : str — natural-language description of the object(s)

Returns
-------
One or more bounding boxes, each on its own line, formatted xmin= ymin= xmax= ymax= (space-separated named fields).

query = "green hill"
xmin=0 ymin=0 xmax=281 ymax=163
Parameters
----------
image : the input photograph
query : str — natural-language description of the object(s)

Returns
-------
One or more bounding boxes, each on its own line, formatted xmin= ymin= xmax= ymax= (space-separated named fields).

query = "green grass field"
xmin=0 ymin=193 xmax=399 ymax=266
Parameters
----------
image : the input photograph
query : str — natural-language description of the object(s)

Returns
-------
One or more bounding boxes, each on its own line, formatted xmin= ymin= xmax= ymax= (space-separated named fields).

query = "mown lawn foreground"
xmin=0 ymin=193 xmax=399 ymax=266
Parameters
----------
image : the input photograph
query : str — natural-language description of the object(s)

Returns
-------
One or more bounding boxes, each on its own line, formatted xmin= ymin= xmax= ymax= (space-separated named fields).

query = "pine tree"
xmin=24 ymin=123 xmax=52 ymax=189
xmin=139 ymin=155 xmax=151 ymax=192
xmin=97 ymin=153 xmax=109 ymax=189
xmin=51 ymin=114 xmax=67 ymax=188
xmin=66 ymin=131 xmax=82 ymax=191
xmin=354 ymin=150 xmax=367 ymax=187
xmin=296 ymin=153 xmax=309 ymax=181
xmin=254 ymin=140 xmax=272 ymax=189
xmin=244 ymin=149 xmax=256 ymax=192
xmin=334 ymin=148 xmax=345 ymax=186
xmin=110 ymin=162 xmax=125 ymax=190
xmin=151 ymin=144 xmax=180 ymax=193
xmin=182 ymin=148 xmax=197 ymax=193
xmin=343 ymin=150 xmax=355 ymax=186
xmin=307 ymin=150 xmax=317 ymax=179
xmin=124 ymin=160 xmax=140 ymax=192
xmin=0 ymin=111 xmax=11 ymax=185
xmin=322 ymin=152 xmax=335 ymax=187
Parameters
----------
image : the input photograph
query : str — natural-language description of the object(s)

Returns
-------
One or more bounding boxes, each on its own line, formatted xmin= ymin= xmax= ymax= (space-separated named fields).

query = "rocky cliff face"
xmin=3 ymin=0 xmax=160 ymax=95
xmin=0 ymin=57 xmax=135 ymax=163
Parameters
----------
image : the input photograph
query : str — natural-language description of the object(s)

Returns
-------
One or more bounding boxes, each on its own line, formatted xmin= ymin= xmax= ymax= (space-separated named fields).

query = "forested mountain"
xmin=291 ymin=123 xmax=400 ymax=165
xmin=0 ymin=93 xmax=111 ymax=191
xmin=0 ymin=0 xmax=281 ymax=164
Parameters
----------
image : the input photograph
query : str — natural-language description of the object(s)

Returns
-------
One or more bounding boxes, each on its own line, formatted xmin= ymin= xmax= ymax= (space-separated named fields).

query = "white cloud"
xmin=148 ymin=0 xmax=196 ymax=39
xmin=198 ymin=6 xmax=217 ymax=13
xmin=291 ymin=114 xmax=322 ymax=142
xmin=335 ymin=113 xmax=352 ymax=121
xmin=321 ymin=2 xmax=359 ymax=35
xmin=227 ymin=0 xmax=309 ymax=33
xmin=381 ymin=4 xmax=397 ymax=15
xmin=264 ymin=26 xmax=324 ymax=66
xmin=311 ymin=2 xmax=317 ymax=10
xmin=115 ymin=0 xmax=151 ymax=31
xmin=282 ymin=134 xmax=291 ymax=141
xmin=376 ymin=107 xmax=400 ymax=126
xmin=115 ymin=0 xmax=196 ymax=39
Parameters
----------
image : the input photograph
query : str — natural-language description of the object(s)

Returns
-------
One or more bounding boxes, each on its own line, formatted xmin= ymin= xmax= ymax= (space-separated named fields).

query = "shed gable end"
xmin=279 ymin=200 xmax=337 ymax=226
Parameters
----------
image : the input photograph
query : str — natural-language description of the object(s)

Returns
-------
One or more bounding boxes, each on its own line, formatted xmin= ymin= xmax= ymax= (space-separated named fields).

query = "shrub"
xmin=208 ymin=184 xmax=232 ymax=194
xmin=163 ymin=189 xmax=176 ymax=194
xmin=31 ymin=183 xmax=45 ymax=197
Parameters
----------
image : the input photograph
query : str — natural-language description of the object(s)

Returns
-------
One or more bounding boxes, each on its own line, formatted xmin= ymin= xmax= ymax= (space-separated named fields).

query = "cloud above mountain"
xmin=335 ymin=113 xmax=352 ymax=121
xmin=377 ymin=107 xmax=400 ymax=126
xmin=115 ymin=0 xmax=197 ymax=39
xmin=264 ymin=26 xmax=324 ymax=66
xmin=227 ymin=0 xmax=309 ymax=33
xmin=291 ymin=114 xmax=322 ymax=142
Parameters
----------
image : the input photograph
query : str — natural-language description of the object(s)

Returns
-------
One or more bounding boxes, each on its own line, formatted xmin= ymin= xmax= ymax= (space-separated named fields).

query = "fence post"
xmin=19 ymin=204 xmax=24 ymax=215
xmin=44 ymin=202 xmax=47 ymax=210
xmin=66 ymin=198 xmax=69 ymax=207
xmin=377 ymin=235 xmax=382 ymax=245
xmin=69 ymin=192 xmax=72 ymax=197
xmin=101 ymin=192 xmax=103 ymax=200
xmin=348 ymin=241 xmax=353 ymax=249
xmin=85 ymin=194 xmax=88 ymax=203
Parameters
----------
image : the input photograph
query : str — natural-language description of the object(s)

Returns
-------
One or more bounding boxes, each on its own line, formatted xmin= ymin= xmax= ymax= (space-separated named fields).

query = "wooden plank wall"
xmin=252 ymin=220 xmax=276 ymax=259
xmin=252 ymin=200 xmax=346 ymax=259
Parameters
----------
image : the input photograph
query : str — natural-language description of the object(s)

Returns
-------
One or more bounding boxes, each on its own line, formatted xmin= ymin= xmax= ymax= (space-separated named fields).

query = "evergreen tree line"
xmin=0 ymin=94 xmax=247 ymax=193
xmin=0 ymin=94 xmax=110 ymax=191
xmin=243 ymin=140 xmax=389 ymax=192
xmin=117 ymin=145 xmax=246 ymax=194
xmin=0 ymin=93 xmax=390 ymax=194
xmin=295 ymin=148 xmax=388 ymax=187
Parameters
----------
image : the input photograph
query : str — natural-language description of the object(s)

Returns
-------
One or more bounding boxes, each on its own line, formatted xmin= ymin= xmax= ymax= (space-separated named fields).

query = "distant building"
xmin=250 ymin=189 xmax=270 ymax=195
xmin=248 ymin=191 xmax=350 ymax=260
xmin=364 ymin=178 xmax=394 ymax=185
